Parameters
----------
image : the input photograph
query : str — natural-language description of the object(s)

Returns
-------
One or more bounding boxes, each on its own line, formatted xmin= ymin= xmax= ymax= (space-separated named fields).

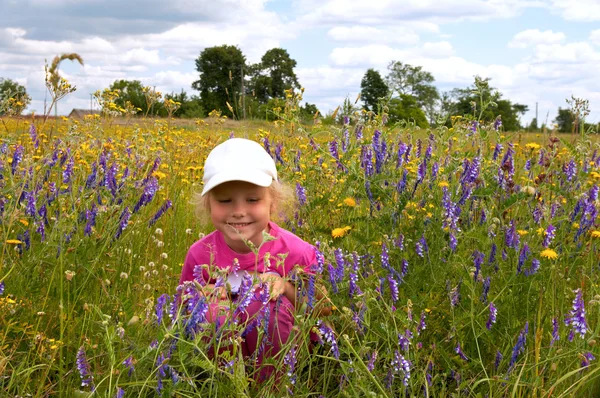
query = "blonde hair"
xmin=191 ymin=180 xmax=296 ymax=227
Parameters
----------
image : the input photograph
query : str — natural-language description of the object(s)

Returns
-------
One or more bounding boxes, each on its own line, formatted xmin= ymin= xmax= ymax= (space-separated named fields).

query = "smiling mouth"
xmin=228 ymin=222 xmax=252 ymax=228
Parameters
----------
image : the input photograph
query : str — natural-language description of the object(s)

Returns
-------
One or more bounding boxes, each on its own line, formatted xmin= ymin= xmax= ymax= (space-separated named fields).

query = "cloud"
xmin=508 ymin=29 xmax=566 ymax=48
xmin=327 ymin=26 xmax=420 ymax=45
xmin=549 ymin=0 xmax=600 ymax=21
xmin=590 ymin=29 xmax=600 ymax=46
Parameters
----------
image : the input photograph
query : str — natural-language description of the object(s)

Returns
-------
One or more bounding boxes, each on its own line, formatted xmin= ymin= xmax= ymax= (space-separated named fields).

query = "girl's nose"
xmin=231 ymin=201 xmax=246 ymax=217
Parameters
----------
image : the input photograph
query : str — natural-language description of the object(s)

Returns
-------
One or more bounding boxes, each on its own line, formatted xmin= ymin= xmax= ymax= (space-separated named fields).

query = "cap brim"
xmin=201 ymin=170 xmax=274 ymax=196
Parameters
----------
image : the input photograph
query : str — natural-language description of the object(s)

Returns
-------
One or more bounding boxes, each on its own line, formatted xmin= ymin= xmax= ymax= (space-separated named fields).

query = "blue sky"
xmin=1 ymin=0 xmax=599 ymax=125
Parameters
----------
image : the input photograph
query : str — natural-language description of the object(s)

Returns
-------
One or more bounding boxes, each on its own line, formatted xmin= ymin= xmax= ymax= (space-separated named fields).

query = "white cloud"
xmin=590 ymin=29 xmax=600 ymax=46
xmin=508 ymin=29 xmax=566 ymax=48
xmin=122 ymin=48 xmax=162 ymax=65
xmin=549 ymin=0 xmax=600 ymax=21
xmin=327 ymin=26 xmax=420 ymax=45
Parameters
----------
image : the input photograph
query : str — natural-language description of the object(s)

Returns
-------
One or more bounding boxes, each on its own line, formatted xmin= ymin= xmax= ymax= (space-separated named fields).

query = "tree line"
xmin=0 ymin=46 xmax=597 ymax=132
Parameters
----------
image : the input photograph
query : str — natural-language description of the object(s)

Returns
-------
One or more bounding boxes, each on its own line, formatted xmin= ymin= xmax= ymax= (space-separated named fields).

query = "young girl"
xmin=179 ymin=138 xmax=329 ymax=382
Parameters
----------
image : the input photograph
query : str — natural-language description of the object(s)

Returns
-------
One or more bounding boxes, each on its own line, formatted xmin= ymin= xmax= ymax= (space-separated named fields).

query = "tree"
xmin=448 ymin=77 xmax=528 ymax=131
xmin=163 ymin=91 xmax=205 ymax=119
xmin=554 ymin=108 xmax=574 ymax=133
xmin=109 ymin=79 xmax=146 ymax=114
xmin=387 ymin=94 xmax=429 ymax=128
xmin=386 ymin=61 xmax=439 ymax=109
xmin=528 ymin=117 xmax=538 ymax=131
xmin=360 ymin=69 xmax=389 ymax=112
xmin=248 ymin=48 xmax=300 ymax=104
xmin=0 ymin=78 xmax=30 ymax=116
xmin=192 ymin=45 xmax=246 ymax=117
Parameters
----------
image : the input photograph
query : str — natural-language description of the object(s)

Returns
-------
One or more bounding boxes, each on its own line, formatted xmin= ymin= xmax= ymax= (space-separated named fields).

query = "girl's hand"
xmin=201 ymin=284 xmax=227 ymax=301
xmin=258 ymin=273 xmax=286 ymax=301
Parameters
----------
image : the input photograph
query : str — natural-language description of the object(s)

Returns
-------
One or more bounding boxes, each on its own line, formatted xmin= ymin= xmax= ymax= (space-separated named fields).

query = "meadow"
xmin=1 ymin=97 xmax=600 ymax=397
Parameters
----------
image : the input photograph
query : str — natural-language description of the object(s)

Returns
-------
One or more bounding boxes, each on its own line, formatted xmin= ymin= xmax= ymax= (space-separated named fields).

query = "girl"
xmin=179 ymin=138 xmax=330 ymax=382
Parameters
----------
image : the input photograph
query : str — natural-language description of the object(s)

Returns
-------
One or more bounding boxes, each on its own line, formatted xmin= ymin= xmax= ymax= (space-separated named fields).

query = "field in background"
xmin=1 ymin=112 xmax=600 ymax=397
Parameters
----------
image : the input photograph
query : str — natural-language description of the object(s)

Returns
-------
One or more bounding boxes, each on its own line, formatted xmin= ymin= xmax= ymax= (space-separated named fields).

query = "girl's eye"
xmin=247 ymin=198 xmax=259 ymax=203
xmin=217 ymin=199 xmax=231 ymax=204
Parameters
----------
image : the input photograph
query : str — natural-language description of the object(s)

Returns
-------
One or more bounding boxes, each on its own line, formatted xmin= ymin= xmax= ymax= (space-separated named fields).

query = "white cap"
xmin=201 ymin=138 xmax=277 ymax=196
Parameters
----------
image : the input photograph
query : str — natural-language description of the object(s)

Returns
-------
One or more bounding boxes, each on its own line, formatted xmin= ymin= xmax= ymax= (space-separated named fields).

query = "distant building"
xmin=68 ymin=109 xmax=101 ymax=119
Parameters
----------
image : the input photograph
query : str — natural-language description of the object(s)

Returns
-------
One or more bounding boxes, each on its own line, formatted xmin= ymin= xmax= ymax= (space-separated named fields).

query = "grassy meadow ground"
xmin=1 ymin=110 xmax=600 ymax=397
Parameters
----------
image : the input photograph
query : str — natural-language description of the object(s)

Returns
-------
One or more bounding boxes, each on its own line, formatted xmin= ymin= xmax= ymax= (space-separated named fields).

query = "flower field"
xmin=1 ymin=106 xmax=600 ymax=397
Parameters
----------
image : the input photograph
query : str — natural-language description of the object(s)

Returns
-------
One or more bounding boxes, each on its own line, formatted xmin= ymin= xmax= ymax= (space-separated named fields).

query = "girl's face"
xmin=208 ymin=180 xmax=273 ymax=253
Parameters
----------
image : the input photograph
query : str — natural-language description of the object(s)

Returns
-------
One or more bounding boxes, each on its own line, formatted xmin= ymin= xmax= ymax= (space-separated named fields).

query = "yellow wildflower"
xmin=5 ymin=239 xmax=23 ymax=245
xmin=332 ymin=226 xmax=351 ymax=238
xmin=540 ymin=249 xmax=558 ymax=259
xmin=525 ymin=143 xmax=541 ymax=150
xmin=517 ymin=230 xmax=529 ymax=236
xmin=591 ymin=230 xmax=600 ymax=238
xmin=438 ymin=181 xmax=449 ymax=188
xmin=343 ymin=197 xmax=356 ymax=207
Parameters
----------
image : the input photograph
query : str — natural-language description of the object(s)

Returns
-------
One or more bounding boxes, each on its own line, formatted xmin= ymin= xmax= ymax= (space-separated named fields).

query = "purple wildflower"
xmin=29 ymin=124 xmax=39 ymax=149
xmin=493 ymin=116 xmax=502 ymax=131
xmin=417 ymin=311 xmax=426 ymax=335
xmin=565 ymin=289 xmax=587 ymax=340
xmin=0 ymin=281 xmax=4 ymax=295
xmin=391 ymin=351 xmax=411 ymax=386
xmin=517 ymin=243 xmax=530 ymax=274
xmin=563 ymin=159 xmax=577 ymax=182
xmin=473 ymin=250 xmax=484 ymax=282
xmin=504 ymin=221 xmax=520 ymax=250
xmin=284 ymin=345 xmax=298 ymax=385
xmin=318 ymin=321 xmax=340 ymax=359
xmin=76 ymin=346 xmax=94 ymax=389
xmin=148 ymin=199 xmax=173 ymax=226
xmin=550 ymin=317 xmax=559 ymax=347
xmin=508 ymin=322 xmax=529 ymax=374
xmin=455 ymin=343 xmax=469 ymax=361
xmin=349 ymin=252 xmax=362 ymax=298
xmin=123 ymin=356 xmax=135 ymax=377
xmin=114 ymin=387 xmax=125 ymax=398
xmin=388 ymin=274 xmax=399 ymax=302
xmin=494 ymin=350 xmax=503 ymax=371
xmin=62 ymin=156 xmax=74 ymax=184
xmin=296 ymin=183 xmax=307 ymax=206
xmin=492 ymin=143 xmax=503 ymax=161
xmin=155 ymin=294 xmax=170 ymax=325
xmin=449 ymin=281 xmax=461 ymax=307
xmin=480 ymin=276 xmax=491 ymax=303
xmin=396 ymin=142 xmax=407 ymax=168
xmin=114 ymin=207 xmax=131 ymax=240
xmin=133 ymin=177 xmax=159 ymax=213
xmin=581 ymin=352 xmax=595 ymax=369
xmin=524 ymin=258 xmax=540 ymax=276
xmin=543 ymin=224 xmax=556 ymax=248
xmin=486 ymin=302 xmax=497 ymax=330
xmin=381 ymin=242 xmax=390 ymax=270
xmin=11 ymin=145 xmax=24 ymax=175
xmin=367 ymin=351 xmax=378 ymax=371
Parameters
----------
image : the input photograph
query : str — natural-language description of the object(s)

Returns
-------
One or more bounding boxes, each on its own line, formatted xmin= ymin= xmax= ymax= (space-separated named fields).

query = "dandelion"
xmin=332 ymin=226 xmax=351 ymax=238
xmin=343 ymin=197 xmax=356 ymax=207
xmin=486 ymin=302 xmax=497 ymax=330
xmin=540 ymin=248 xmax=558 ymax=259
xmin=565 ymin=289 xmax=587 ymax=340
xmin=76 ymin=346 xmax=94 ymax=389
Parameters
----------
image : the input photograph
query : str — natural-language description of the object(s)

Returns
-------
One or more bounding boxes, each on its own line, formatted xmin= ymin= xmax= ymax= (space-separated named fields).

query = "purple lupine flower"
xmin=114 ymin=207 xmax=131 ymax=240
xmin=550 ymin=317 xmax=559 ymax=347
xmin=388 ymin=274 xmax=399 ymax=302
xmin=329 ymin=140 xmax=339 ymax=160
xmin=11 ymin=145 xmax=24 ymax=175
xmin=508 ymin=322 xmax=529 ymax=374
xmin=524 ymin=258 xmax=540 ymax=276
xmin=29 ymin=124 xmax=39 ymax=149
xmin=396 ymin=169 xmax=408 ymax=193
xmin=84 ymin=204 xmax=98 ymax=237
xmin=417 ymin=311 xmax=426 ymax=335
xmin=494 ymin=350 xmax=503 ymax=371
xmin=486 ymin=302 xmax=497 ymax=330
xmin=415 ymin=241 xmax=424 ymax=258
xmin=565 ymin=289 xmax=587 ymax=340
xmin=581 ymin=352 xmax=595 ymax=369
xmin=480 ymin=276 xmax=491 ymax=303
xmin=525 ymin=159 xmax=531 ymax=171
xmin=274 ymin=142 xmax=285 ymax=165
xmin=296 ymin=183 xmax=307 ymax=206
xmin=148 ymin=200 xmax=173 ymax=226
xmin=430 ymin=161 xmax=439 ymax=183
xmin=493 ymin=116 xmax=502 ymax=131
xmin=492 ymin=143 xmax=503 ymax=161
xmin=455 ymin=343 xmax=469 ymax=361
xmin=367 ymin=351 xmax=378 ymax=371
xmin=185 ymin=294 xmax=208 ymax=338
xmin=355 ymin=124 xmax=363 ymax=140
xmin=449 ymin=232 xmax=458 ymax=251
xmin=473 ymin=250 xmax=484 ymax=282
xmin=391 ymin=351 xmax=411 ymax=386
xmin=155 ymin=294 xmax=170 ymax=324
xmin=533 ymin=205 xmax=543 ymax=224
xmin=365 ymin=180 xmax=373 ymax=203
xmin=318 ymin=321 xmax=340 ymax=359
xmin=517 ymin=243 xmax=530 ymax=274
xmin=25 ymin=191 xmax=37 ymax=218
xmin=284 ymin=345 xmax=298 ymax=385
xmin=563 ymin=159 xmax=577 ymax=182
xmin=76 ymin=346 xmax=94 ymax=389
xmin=133 ymin=177 xmax=159 ymax=213
xmin=113 ymin=387 xmax=124 ymax=398
xmin=381 ymin=242 xmax=390 ymax=270
xmin=396 ymin=142 xmax=407 ymax=169
xmin=504 ymin=221 xmax=520 ymax=250
xmin=86 ymin=162 xmax=98 ymax=189
xmin=123 ymin=356 xmax=135 ymax=377
xmin=469 ymin=120 xmax=478 ymax=135
xmin=334 ymin=248 xmax=345 ymax=282
xmin=0 ymin=281 xmax=4 ymax=295
xmin=449 ymin=281 xmax=461 ymax=307
xmin=397 ymin=332 xmax=411 ymax=352
xmin=62 ymin=156 xmax=74 ymax=184
xmin=401 ymin=259 xmax=409 ymax=278
xmin=342 ymin=129 xmax=350 ymax=152
xmin=349 ymin=252 xmax=362 ymax=298
xmin=488 ymin=243 xmax=497 ymax=265
xmin=361 ymin=146 xmax=374 ymax=177
xmin=543 ymin=224 xmax=556 ymax=248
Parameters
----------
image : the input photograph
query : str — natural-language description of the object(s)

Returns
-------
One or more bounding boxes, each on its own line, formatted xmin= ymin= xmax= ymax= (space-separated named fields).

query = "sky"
xmin=1 ymin=0 xmax=599 ymax=125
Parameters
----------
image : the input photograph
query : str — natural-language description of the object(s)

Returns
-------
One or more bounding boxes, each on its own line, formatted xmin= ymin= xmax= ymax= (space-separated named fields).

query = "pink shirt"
xmin=180 ymin=222 xmax=316 ymax=285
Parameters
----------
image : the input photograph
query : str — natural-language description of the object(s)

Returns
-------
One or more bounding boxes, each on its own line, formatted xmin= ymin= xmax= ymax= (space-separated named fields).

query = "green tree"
xmin=387 ymin=94 xmax=429 ymax=128
xmin=248 ymin=48 xmax=300 ymax=104
xmin=192 ymin=45 xmax=246 ymax=117
xmin=360 ymin=69 xmax=389 ymax=112
xmin=0 ymin=78 xmax=31 ymax=116
xmin=528 ymin=117 xmax=538 ymax=131
xmin=448 ymin=77 xmax=528 ymax=131
xmin=109 ymin=79 xmax=147 ymax=114
xmin=554 ymin=108 xmax=574 ymax=133
xmin=386 ymin=61 xmax=439 ymax=108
